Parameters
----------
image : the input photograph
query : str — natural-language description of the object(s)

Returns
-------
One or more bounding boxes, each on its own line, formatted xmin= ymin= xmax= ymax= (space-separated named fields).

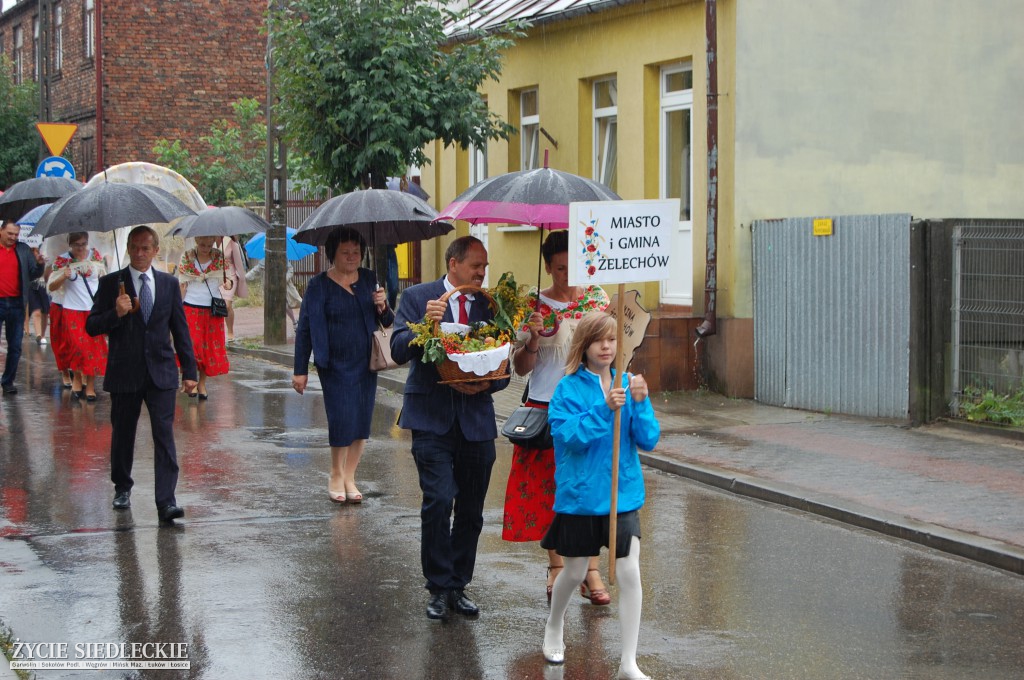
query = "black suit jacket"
xmin=86 ymin=267 xmax=197 ymax=392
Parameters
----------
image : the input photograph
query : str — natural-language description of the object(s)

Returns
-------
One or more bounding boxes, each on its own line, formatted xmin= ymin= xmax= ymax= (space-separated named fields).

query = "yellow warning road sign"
xmin=36 ymin=123 xmax=78 ymax=156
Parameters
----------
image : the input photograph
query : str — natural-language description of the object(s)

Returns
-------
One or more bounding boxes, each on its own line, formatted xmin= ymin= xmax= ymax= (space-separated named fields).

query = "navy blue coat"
xmin=293 ymin=268 xmax=394 ymax=374
xmin=390 ymin=277 xmax=510 ymax=440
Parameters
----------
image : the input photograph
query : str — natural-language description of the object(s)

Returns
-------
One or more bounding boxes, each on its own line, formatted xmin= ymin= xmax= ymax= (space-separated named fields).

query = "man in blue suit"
xmin=87 ymin=226 xmax=197 ymax=524
xmin=391 ymin=235 xmax=510 ymax=620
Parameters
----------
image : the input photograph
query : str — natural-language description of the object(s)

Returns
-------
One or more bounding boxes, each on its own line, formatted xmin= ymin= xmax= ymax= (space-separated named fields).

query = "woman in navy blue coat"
xmin=292 ymin=228 xmax=394 ymax=504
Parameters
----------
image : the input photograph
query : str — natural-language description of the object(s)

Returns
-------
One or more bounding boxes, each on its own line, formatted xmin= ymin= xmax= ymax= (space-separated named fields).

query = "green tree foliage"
xmin=0 ymin=56 xmax=40 ymax=189
xmin=153 ymin=98 xmax=266 ymax=206
xmin=268 ymin=0 xmax=521 ymax=191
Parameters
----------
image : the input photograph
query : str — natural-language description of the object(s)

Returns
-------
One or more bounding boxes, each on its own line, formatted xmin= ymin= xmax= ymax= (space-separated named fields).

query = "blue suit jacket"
xmin=86 ymin=267 xmax=197 ymax=392
xmin=390 ymin=277 xmax=510 ymax=440
xmin=12 ymin=242 xmax=43 ymax=299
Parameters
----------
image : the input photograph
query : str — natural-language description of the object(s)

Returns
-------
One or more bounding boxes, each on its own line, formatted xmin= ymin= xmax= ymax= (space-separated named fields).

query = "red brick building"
xmin=0 ymin=0 xmax=266 ymax=180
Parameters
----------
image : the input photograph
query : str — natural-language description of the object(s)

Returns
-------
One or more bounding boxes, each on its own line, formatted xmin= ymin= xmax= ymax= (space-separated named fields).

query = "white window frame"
xmin=53 ymin=2 xmax=63 ymax=72
xmin=33 ymin=16 xmax=40 ymax=81
xmin=13 ymin=26 xmax=24 ymax=84
xmin=593 ymin=77 xmax=618 ymax=192
xmin=659 ymin=63 xmax=695 ymax=307
xmin=520 ymin=89 xmax=539 ymax=171
xmin=84 ymin=0 xmax=95 ymax=59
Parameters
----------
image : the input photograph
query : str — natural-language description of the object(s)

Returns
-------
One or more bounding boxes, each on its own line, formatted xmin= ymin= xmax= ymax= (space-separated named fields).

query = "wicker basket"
xmin=434 ymin=285 xmax=511 ymax=384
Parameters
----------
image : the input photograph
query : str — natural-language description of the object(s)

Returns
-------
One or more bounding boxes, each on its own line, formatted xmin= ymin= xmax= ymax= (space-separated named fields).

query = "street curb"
xmin=229 ymin=345 xmax=1024 ymax=577
xmin=638 ymin=453 xmax=1024 ymax=576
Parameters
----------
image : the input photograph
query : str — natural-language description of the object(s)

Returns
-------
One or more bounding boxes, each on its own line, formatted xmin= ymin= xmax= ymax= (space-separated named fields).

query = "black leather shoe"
xmin=158 ymin=505 xmax=185 ymax=523
xmin=112 ymin=492 xmax=131 ymax=510
xmin=1 ymin=384 xmax=16 ymax=395
xmin=450 ymin=589 xmax=480 ymax=617
xmin=426 ymin=592 xmax=449 ymax=620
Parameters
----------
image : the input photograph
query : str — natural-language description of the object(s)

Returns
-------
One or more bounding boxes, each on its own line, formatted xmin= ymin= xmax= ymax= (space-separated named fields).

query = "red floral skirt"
xmin=184 ymin=304 xmax=230 ymax=376
xmin=61 ymin=308 xmax=108 ymax=376
xmin=502 ymin=410 xmax=558 ymax=542
xmin=49 ymin=303 xmax=71 ymax=371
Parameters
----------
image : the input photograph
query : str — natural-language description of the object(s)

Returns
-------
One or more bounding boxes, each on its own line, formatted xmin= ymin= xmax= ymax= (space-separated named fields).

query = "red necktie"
xmin=458 ymin=295 xmax=469 ymax=324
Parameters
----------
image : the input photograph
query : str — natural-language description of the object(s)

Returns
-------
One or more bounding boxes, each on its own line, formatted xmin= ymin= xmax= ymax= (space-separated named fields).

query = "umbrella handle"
xmin=119 ymin=281 xmax=141 ymax=314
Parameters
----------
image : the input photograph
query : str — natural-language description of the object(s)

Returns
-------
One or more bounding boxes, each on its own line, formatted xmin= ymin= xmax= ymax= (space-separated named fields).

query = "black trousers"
xmin=411 ymin=422 xmax=496 ymax=594
xmin=109 ymin=381 xmax=179 ymax=509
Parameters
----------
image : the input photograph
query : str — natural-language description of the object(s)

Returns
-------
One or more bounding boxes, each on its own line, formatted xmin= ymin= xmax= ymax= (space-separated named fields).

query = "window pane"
xmin=594 ymin=79 xmax=616 ymax=109
xmin=596 ymin=117 xmax=617 ymax=191
xmin=664 ymin=108 xmax=692 ymax=221
xmin=521 ymin=89 xmax=537 ymax=118
xmin=522 ymin=123 xmax=539 ymax=170
xmin=665 ymin=69 xmax=693 ymax=94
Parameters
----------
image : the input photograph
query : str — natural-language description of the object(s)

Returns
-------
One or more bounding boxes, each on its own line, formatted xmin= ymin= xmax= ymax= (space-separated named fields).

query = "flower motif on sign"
xmin=579 ymin=214 xmax=605 ymax=278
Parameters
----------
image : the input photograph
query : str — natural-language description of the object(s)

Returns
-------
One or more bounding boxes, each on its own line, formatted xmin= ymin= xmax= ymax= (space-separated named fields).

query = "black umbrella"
xmin=168 ymin=206 xmax=270 ymax=238
xmin=0 ymin=176 xmax=84 ymax=221
xmin=293 ymin=188 xmax=452 ymax=247
xmin=30 ymin=181 xmax=198 ymax=240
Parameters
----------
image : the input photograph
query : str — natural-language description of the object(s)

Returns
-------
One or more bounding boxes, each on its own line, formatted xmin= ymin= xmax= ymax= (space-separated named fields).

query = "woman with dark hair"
xmin=292 ymin=227 xmax=393 ymax=504
xmin=47 ymin=232 xmax=108 ymax=401
xmin=504 ymin=229 xmax=611 ymax=604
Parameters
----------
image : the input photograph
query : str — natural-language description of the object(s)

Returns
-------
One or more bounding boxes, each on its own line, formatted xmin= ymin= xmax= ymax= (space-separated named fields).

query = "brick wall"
xmin=101 ymin=0 xmax=267 ymax=166
xmin=1 ymin=0 xmax=267 ymax=180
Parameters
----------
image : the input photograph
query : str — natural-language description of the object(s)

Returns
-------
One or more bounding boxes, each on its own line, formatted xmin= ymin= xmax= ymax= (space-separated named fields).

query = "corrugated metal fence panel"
xmin=753 ymin=214 xmax=912 ymax=419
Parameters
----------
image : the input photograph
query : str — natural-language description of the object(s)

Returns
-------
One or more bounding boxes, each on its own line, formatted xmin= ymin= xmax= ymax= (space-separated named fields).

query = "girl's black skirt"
xmin=540 ymin=510 xmax=641 ymax=559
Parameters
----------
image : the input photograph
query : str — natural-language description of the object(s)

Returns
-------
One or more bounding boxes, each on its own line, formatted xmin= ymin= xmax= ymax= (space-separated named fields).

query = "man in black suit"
xmin=86 ymin=226 xmax=197 ymax=524
xmin=0 ymin=220 xmax=44 ymax=395
xmin=391 ymin=236 xmax=510 ymax=620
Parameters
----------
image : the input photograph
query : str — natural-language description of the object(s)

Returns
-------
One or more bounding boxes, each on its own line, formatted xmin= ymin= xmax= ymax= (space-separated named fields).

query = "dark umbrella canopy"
xmin=294 ymin=188 xmax=453 ymax=247
xmin=0 ymin=176 xmax=84 ymax=221
xmin=30 ymin=181 xmax=198 ymax=239
xmin=169 ymin=206 xmax=270 ymax=238
xmin=435 ymin=166 xmax=620 ymax=230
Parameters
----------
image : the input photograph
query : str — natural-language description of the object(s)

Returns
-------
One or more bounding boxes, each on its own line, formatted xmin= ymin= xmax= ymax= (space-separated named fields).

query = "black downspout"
xmin=695 ymin=0 xmax=718 ymax=339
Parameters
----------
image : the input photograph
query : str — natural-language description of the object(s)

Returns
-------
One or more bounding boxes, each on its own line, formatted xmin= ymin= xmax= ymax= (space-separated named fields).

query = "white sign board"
xmin=568 ymin=199 xmax=679 ymax=286
xmin=18 ymin=225 xmax=42 ymax=249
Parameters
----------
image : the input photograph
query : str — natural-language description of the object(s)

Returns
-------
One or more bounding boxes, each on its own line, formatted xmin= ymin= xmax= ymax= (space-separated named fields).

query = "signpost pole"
xmin=608 ymin=282 xmax=626 ymax=585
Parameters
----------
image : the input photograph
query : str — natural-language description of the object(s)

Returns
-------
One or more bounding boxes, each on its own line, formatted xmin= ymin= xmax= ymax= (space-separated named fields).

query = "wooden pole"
xmin=608 ymin=282 xmax=626 ymax=585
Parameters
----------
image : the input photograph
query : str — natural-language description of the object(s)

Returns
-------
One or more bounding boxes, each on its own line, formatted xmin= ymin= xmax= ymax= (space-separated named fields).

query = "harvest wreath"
xmin=407 ymin=272 xmax=531 ymax=383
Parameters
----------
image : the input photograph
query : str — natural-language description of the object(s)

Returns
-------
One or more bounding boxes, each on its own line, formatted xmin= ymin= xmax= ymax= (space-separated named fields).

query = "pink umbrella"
xmin=436 ymin=151 xmax=620 ymax=286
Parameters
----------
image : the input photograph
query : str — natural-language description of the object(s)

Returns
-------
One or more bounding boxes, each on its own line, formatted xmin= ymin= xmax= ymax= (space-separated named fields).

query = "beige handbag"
xmin=370 ymin=323 xmax=398 ymax=372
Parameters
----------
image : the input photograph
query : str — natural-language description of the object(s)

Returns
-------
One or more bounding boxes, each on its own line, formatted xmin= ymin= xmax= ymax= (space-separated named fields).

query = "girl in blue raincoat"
xmin=541 ymin=311 xmax=660 ymax=680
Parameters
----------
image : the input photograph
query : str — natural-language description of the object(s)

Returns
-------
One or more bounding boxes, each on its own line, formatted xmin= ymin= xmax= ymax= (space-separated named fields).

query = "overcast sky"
xmin=2 ymin=1 xmax=15 ymax=12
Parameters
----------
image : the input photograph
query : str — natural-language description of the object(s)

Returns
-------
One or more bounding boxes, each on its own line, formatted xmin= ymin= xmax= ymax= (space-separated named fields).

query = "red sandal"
xmin=580 ymin=568 xmax=611 ymax=606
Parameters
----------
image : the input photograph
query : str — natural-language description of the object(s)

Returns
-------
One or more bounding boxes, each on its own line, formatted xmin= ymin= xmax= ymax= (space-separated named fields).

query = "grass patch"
xmin=959 ymin=385 xmax=1024 ymax=427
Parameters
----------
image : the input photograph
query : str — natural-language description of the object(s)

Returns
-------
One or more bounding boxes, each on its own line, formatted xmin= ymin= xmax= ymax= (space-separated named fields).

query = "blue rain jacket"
xmin=547 ymin=367 xmax=661 ymax=516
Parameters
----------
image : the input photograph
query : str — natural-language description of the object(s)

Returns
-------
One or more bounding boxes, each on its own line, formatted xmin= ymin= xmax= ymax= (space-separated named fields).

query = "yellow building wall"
xmin=422 ymin=0 xmax=734 ymax=314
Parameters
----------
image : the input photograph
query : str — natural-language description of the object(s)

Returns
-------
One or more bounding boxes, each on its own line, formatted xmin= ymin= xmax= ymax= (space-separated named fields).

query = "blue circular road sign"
xmin=36 ymin=156 xmax=77 ymax=179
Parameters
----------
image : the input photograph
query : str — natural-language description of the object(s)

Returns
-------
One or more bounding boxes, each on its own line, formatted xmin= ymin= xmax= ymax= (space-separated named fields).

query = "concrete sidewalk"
xmin=227 ymin=305 xmax=1024 ymax=576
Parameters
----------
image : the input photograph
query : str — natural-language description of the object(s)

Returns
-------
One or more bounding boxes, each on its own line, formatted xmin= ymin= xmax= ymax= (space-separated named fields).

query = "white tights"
xmin=544 ymin=536 xmax=646 ymax=679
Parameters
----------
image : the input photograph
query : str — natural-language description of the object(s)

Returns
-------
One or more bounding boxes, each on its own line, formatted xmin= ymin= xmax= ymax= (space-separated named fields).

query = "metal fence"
xmin=752 ymin=214 xmax=912 ymax=419
xmin=951 ymin=221 xmax=1024 ymax=422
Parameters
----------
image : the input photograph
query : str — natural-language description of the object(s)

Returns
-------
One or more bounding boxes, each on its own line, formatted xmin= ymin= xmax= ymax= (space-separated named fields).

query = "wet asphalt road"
xmin=2 ymin=346 xmax=1024 ymax=679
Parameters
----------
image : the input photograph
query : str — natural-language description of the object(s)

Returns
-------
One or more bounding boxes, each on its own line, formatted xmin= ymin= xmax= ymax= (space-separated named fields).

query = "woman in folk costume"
xmin=47 ymin=232 xmax=108 ymax=401
xmin=176 ymin=236 xmax=234 ymax=399
xmin=504 ymin=229 xmax=612 ymax=605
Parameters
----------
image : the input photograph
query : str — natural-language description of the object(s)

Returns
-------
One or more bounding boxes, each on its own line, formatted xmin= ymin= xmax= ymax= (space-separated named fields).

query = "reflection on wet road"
xmin=1 ymin=347 xmax=1023 ymax=678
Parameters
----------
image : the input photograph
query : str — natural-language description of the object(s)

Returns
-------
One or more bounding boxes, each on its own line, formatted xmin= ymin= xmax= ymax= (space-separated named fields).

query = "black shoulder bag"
xmin=501 ymin=379 xmax=554 ymax=450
